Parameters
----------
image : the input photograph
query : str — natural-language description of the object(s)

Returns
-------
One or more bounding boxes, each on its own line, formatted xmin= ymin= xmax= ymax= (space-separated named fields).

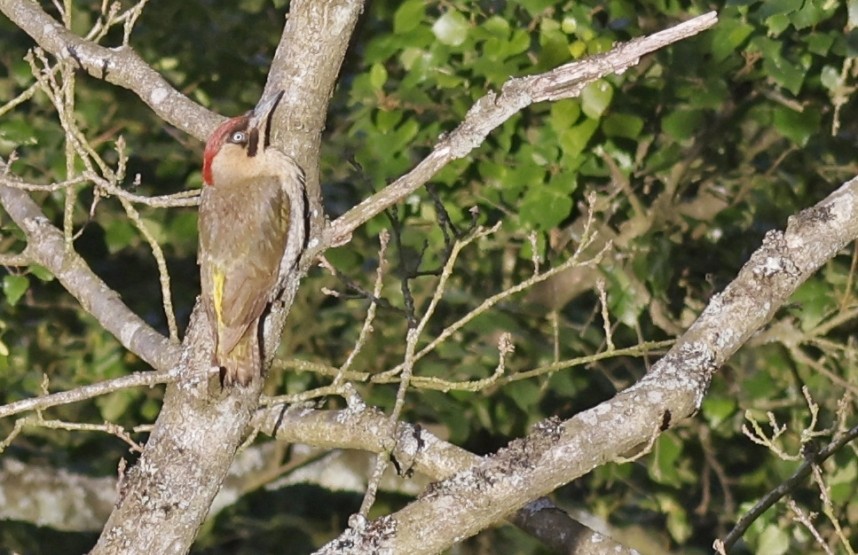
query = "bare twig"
xmin=335 ymin=230 xmax=390 ymax=384
xmin=0 ymin=0 xmax=219 ymax=141
xmin=0 ymin=369 xmax=180 ymax=420
xmin=720 ymin=421 xmax=858 ymax=550
xmin=0 ymin=164 xmax=180 ymax=370
xmin=596 ymin=278 xmax=615 ymax=351
xmin=786 ymin=499 xmax=834 ymax=555
xmin=0 ymin=173 xmax=199 ymax=206
xmin=0 ymin=248 xmax=31 ymax=266
xmin=376 ymin=228 xmax=607 ymax=381
xmin=1 ymin=416 xmax=145 ymax=454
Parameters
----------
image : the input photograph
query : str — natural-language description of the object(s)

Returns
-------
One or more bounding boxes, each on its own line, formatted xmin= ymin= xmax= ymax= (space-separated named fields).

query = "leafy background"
xmin=1 ymin=0 xmax=857 ymax=553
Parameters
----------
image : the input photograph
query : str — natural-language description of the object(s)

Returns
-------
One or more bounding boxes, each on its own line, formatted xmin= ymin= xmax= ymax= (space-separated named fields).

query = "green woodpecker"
xmin=198 ymin=90 xmax=308 ymax=386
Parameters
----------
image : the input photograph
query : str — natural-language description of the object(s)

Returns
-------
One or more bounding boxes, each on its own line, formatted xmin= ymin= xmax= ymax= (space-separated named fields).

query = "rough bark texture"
xmin=313 ymin=180 xmax=858 ymax=553
xmin=7 ymin=2 xmax=851 ymax=552
xmin=86 ymin=2 xmax=365 ymax=553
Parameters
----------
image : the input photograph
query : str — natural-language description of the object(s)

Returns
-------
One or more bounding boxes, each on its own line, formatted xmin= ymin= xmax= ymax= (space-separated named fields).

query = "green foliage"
xmin=2 ymin=0 xmax=858 ymax=553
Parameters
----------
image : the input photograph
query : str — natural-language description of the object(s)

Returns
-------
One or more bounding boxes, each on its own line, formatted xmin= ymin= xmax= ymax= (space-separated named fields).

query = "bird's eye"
xmin=229 ymin=131 xmax=247 ymax=144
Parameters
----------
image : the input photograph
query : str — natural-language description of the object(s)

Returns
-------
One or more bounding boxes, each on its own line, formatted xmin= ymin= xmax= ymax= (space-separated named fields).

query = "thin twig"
xmin=720 ymin=422 xmax=858 ymax=550
xmin=0 ymin=368 xmax=180 ymax=420
xmin=0 ymin=248 xmax=31 ymax=266
xmin=335 ymin=230 xmax=390 ymax=384
xmin=596 ymin=278 xmax=615 ymax=351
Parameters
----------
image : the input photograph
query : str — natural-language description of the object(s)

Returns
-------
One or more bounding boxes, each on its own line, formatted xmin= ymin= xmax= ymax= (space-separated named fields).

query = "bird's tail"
xmin=218 ymin=329 xmax=261 ymax=387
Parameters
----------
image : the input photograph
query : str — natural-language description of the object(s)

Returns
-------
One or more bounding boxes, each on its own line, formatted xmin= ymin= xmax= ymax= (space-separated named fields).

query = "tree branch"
xmin=321 ymin=11 xmax=718 ymax=249
xmin=0 ymin=0 xmax=219 ymax=140
xmin=719 ymin=411 xmax=858 ymax=550
xmin=255 ymin=405 xmax=638 ymax=555
xmin=0 ymin=368 xmax=179 ymax=420
xmin=313 ymin=177 xmax=858 ymax=553
xmin=89 ymin=2 xmax=366 ymax=553
xmin=0 ymin=166 xmax=180 ymax=371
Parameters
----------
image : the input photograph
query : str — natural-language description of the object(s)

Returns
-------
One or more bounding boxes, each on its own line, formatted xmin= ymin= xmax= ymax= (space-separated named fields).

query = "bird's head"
xmin=202 ymin=90 xmax=285 ymax=186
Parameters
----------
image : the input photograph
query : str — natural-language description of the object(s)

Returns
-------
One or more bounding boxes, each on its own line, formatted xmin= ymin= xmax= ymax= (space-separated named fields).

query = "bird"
xmin=198 ymin=90 xmax=308 ymax=386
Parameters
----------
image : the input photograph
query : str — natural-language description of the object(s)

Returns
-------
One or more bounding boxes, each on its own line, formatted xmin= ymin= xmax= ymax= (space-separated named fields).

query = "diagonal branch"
xmin=0 ymin=166 xmax=180 ymax=371
xmin=255 ymin=405 xmax=638 ymax=555
xmin=313 ymin=174 xmax=858 ymax=552
xmin=0 ymin=0 xmax=218 ymax=140
xmin=719 ymin=420 xmax=858 ymax=551
xmin=321 ymin=11 xmax=718 ymax=249
xmin=0 ymin=368 xmax=179 ymax=420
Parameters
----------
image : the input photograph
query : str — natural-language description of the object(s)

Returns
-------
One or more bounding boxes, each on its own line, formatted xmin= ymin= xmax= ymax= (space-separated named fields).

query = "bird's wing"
xmin=212 ymin=177 xmax=291 ymax=355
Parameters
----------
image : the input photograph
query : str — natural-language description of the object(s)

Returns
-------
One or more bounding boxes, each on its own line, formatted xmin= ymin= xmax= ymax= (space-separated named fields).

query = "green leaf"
xmin=765 ymin=55 xmax=806 ymax=95
xmin=558 ymin=117 xmax=598 ymax=157
xmin=519 ymin=0 xmax=556 ymax=16
xmin=806 ymin=32 xmax=835 ymax=56
xmin=538 ymin=23 xmax=571 ymax=69
xmin=710 ymin=19 xmax=754 ymax=62
xmin=388 ymin=117 xmax=419 ymax=153
xmin=665 ymin=499 xmax=692 ymax=543
xmin=375 ymin=109 xmax=402 ymax=133
xmin=757 ymin=0 xmax=803 ymax=20
xmin=661 ymin=109 xmax=705 ymax=141
xmin=756 ymin=525 xmax=790 ymax=555
xmin=432 ymin=10 xmax=469 ymax=47
xmin=104 ymin=219 xmax=138 ymax=253
xmin=602 ymin=113 xmax=644 ymax=139
xmin=549 ymin=99 xmax=581 ymax=134
xmin=789 ymin=276 xmax=832 ymax=329
xmin=581 ymin=80 xmax=613 ymax=119
xmin=506 ymin=380 xmax=541 ymax=412
xmin=649 ymin=433 xmax=683 ymax=487
xmin=519 ymin=183 xmax=573 ymax=230
xmin=519 ymin=172 xmax=577 ymax=230
xmin=773 ymin=106 xmax=820 ymax=146
xmin=96 ymin=390 xmax=134 ymax=421
xmin=701 ymin=396 xmax=737 ymax=428
xmin=394 ymin=0 xmax=425 ymax=34
xmin=480 ymin=15 xmax=510 ymax=38
xmin=29 ymin=264 xmax=54 ymax=282
xmin=820 ymin=65 xmax=841 ymax=91
xmin=3 ymin=274 xmax=29 ymax=306
xmin=765 ymin=13 xmax=791 ymax=35
xmin=743 ymin=370 xmax=777 ymax=401
xmin=0 ymin=117 xmax=38 ymax=147
xmin=504 ymin=156 xmax=545 ymax=198
xmin=829 ymin=458 xmax=857 ymax=503
xmin=369 ymin=62 xmax=388 ymax=91
xmin=507 ymin=29 xmax=531 ymax=57
xmin=790 ymin=1 xmax=836 ymax=30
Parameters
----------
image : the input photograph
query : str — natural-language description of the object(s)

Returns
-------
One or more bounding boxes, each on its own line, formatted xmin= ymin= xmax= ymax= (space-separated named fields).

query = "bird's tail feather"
xmin=219 ymin=330 xmax=261 ymax=387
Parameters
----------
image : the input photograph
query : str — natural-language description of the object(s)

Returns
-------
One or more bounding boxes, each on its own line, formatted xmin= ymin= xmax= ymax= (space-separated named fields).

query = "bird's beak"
xmin=248 ymin=90 xmax=285 ymax=149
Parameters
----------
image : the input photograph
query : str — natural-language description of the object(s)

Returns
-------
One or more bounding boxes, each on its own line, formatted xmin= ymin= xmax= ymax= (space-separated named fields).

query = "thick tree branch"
xmin=0 ymin=0 xmax=218 ymax=140
xmin=321 ymin=11 xmax=718 ymax=249
xmin=255 ymin=405 xmax=638 ymax=555
xmin=0 ymin=168 xmax=180 ymax=371
xmin=90 ymin=2 xmax=366 ymax=553
xmin=313 ymin=178 xmax=858 ymax=553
